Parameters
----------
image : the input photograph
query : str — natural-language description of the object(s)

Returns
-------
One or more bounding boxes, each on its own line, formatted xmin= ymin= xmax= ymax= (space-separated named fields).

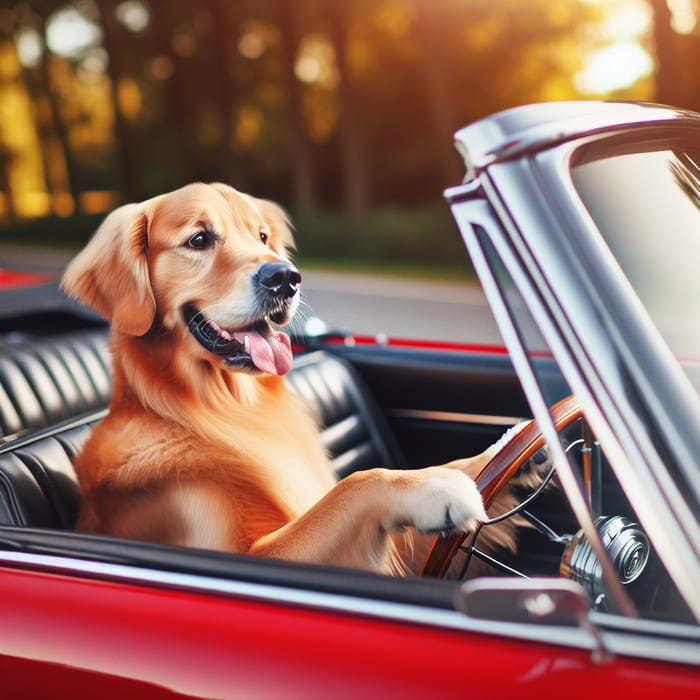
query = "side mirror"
xmin=456 ymin=577 xmax=611 ymax=663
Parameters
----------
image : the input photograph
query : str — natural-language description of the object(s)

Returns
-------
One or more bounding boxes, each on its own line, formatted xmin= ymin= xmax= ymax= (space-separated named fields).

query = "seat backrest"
xmin=0 ymin=420 xmax=97 ymax=529
xmin=0 ymin=328 xmax=111 ymax=440
xmin=288 ymin=351 xmax=404 ymax=477
xmin=0 ymin=350 xmax=403 ymax=529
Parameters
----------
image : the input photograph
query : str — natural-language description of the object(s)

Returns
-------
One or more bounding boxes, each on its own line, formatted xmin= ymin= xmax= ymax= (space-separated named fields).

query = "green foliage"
xmin=293 ymin=205 xmax=473 ymax=273
xmin=0 ymin=213 xmax=105 ymax=248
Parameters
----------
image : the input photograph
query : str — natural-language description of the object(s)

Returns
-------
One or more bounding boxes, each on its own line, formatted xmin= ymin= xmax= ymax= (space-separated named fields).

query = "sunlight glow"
xmin=294 ymin=35 xmax=339 ymax=88
xmin=46 ymin=7 xmax=102 ymax=58
xmin=668 ymin=0 xmax=698 ymax=33
xmin=14 ymin=27 xmax=42 ymax=68
xmin=116 ymin=1 xmax=150 ymax=33
xmin=603 ymin=0 xmax=651 ymax=38
xmin=575 ymin=41 xmax=653 ymax=93
xmin=576 ymin=0 xmax=653 ymax=95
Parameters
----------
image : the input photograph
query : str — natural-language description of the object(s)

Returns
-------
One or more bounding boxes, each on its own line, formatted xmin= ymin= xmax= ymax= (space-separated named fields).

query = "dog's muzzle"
xmin=183 ymin=261 xmax=301 ymax=376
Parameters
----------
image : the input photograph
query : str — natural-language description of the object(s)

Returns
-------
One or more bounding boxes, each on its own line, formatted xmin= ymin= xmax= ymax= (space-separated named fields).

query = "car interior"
xmin=0 ymin=287 xmax=696 ymax=628
xmin=0 ymin=294 xmax=526 ymax=552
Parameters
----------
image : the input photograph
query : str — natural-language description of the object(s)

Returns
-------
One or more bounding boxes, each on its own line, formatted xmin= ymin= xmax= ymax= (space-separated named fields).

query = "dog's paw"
xmin=400 ymin=467 xmax=487 ymax=535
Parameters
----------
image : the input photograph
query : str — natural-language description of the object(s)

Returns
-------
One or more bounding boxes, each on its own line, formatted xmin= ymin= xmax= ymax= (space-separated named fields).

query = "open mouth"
xmin=183 ymin=304 xmax=293 ymax=376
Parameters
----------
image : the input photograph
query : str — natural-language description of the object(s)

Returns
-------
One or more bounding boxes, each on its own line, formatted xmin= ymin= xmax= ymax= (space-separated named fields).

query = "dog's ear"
xmin=61 ymin=202 xmax=156 ymax=336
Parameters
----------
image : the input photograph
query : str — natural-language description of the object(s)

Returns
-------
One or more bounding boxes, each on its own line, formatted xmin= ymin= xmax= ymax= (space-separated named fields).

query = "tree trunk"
xmin=327 ymin=0 xmax=369 ymax=223
xmin=649 ymin=0 xmax=684 ymax=107
xmin=34 ymin=10 xmax=83 ymax=214
xmin=148 ymin=0 xmax=196 ymax=185
xmin=206 ymin=0 xmax=246 ymax=188
xmin=95 ymin=0 xmax=139 ymax=202
xmin=274 ymin=0 xmax=318 ymax=216
xmin=414 ymin=3 xmax=463 ymax=188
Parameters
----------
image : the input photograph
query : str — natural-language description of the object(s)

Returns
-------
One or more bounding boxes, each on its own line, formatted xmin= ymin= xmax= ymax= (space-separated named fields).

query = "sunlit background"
xmin=0 ymin=0 xmax=698 ymax=266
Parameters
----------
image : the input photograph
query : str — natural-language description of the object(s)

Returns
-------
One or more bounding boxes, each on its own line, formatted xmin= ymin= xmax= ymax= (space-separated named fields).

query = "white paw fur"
xmin=482 ymin=420 xmax=531 ymax=461
xmin=400 ymin=467 xmax=487 ymax=534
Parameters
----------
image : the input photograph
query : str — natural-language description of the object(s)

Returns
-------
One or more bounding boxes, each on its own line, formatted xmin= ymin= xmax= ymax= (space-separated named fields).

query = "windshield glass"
xmin=471 ymin=226 xmax=695 ymax=625
xmin=570 ymin=141 xmax=700 ymax=392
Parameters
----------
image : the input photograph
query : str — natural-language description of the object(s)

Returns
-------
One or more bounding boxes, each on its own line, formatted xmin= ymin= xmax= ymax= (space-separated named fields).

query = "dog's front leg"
xmin=248 ymin=466 xmax=486 ymax=573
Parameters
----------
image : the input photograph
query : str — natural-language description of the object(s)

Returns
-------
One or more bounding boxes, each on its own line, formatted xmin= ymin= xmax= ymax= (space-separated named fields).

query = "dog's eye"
xmin=259 ymin=231 xmax=268 ymax=245
xmin=187 ymin=231 xmax=214 ymax=250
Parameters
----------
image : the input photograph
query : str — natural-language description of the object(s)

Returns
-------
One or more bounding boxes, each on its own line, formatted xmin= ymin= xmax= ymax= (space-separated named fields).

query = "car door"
xmin=3 ymin=545 xmax=699 ymax=699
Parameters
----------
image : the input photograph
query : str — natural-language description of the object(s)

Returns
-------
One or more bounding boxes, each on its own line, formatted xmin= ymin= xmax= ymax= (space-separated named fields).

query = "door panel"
xmin=323 ymin=344 xmax=532 ymax=466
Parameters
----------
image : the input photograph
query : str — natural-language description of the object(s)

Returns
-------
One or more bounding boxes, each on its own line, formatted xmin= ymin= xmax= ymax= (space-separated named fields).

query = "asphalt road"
xmin=0 ymin=245 xmax=503 ymax=345
xmin=299 ymin=269 xmax=502 ymax=344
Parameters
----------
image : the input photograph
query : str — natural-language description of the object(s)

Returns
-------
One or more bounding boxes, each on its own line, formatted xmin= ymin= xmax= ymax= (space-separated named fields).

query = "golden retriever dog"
xmin=61 ymin=182 xmax=520 ymax=575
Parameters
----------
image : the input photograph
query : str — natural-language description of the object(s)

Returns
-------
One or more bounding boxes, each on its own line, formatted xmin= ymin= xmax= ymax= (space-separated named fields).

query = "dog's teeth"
xmin=244 ymin=335 xmax=250 ymax=354
xmin=208 ymin=320 xmax=233 ymax=341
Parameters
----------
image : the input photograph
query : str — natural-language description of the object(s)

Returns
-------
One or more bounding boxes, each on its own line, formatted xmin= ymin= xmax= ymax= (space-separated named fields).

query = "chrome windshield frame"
xmin=447 ymin=187 xmax=639 ymax=619
xmin=445 ymin=123 xmax=700 ymax=622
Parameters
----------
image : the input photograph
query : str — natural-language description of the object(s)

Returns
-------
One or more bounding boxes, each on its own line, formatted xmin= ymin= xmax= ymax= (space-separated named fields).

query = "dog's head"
xmin=62 ymin=183 xmax=300 ymax=376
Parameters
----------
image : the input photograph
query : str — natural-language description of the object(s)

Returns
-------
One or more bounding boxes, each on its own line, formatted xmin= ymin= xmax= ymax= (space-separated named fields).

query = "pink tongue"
xmin=233 ymin=329 xmax=293 ymax=375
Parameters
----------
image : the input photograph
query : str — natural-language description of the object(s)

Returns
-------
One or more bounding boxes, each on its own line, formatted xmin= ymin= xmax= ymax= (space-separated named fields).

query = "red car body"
xmin=4 ymin=562 xmax=698 ymax=699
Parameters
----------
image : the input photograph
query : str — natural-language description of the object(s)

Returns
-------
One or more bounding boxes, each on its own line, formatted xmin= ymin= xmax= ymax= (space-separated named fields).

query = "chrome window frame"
xmin=446 ymin=128 xmax=700 ymax=623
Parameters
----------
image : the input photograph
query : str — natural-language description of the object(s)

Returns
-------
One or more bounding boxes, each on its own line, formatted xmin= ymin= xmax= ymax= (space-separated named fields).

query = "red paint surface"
xmin=304 ymin=332 xmax=510 ymax=355
xmin=2 ymin=566 xmax=698 ymax=699
xmin=0 ymin=269 xmax=53 ymax=290
xmin=293 ymin=334 xmax=508 ymax=355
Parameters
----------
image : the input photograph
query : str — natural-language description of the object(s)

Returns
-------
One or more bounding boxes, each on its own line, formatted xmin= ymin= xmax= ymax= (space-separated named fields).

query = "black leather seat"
xmin=0 ymin=420 xmax=97 ymax=529
xmin=0 ymin=350 xmax=404 ymax=529
xmin=288 ymin=352 xmax=404 ymax=477
xmin=0 ymin=329 xmax=111 ymax=440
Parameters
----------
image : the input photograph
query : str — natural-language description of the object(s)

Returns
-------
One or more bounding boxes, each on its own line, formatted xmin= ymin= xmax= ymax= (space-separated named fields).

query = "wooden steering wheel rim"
xmin=420 ymin=395 xmax=581 ymax=578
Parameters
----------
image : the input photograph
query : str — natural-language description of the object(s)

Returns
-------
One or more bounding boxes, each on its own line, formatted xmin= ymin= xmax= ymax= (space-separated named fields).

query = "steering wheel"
xmin=420 ymin=395 xmax=581 ymax=578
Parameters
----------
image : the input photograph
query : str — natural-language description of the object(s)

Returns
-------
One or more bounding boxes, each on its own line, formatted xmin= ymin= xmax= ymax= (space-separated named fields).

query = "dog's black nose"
xmin=257 ymin=262 xmax=302 ymax=298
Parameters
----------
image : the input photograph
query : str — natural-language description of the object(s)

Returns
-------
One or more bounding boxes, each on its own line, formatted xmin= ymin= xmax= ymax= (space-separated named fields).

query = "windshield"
xmin=570 ymin=141 xmax=700 ymax=393
xmin=470 ymin=226 xmax=695 ymax=625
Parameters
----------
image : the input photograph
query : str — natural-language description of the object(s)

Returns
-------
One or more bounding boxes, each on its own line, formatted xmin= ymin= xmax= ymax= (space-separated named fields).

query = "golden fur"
xmin=62 ymin=182 xmax=516 ymax=575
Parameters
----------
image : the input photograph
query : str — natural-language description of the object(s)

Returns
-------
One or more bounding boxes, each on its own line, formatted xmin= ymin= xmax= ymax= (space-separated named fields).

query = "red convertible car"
xmin=1 ymin=101 xmax=699 ymax=698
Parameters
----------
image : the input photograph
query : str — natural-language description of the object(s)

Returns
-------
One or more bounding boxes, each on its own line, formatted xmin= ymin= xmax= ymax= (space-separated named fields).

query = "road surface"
xmin=299 ymin=269 xmax=502 ymax=344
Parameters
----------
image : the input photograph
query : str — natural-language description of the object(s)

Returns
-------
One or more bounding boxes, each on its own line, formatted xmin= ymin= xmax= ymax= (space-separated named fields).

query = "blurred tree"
xmin=207 ymin=0 xmax=244 ymax=187
xmin=33 ymin=1 xmax=84 ymax=214
xmin=414 ymin=0 xmax=463 ymax=188
xmin=650 ymin=0 xmax=700 ymax=110
xmin=354 ymin=0 xmax=593 ymax=204
xmin=327 ymin=0 xmax=370 ymax=222
xmin=95 ymin=0 xmax=139 ymax=201
xmin=147 ymin=1 xmax=197 ymax=187
xmin=650 ymin=0 xmax=683 ymax=105
xmin=274 ymin=0 xmax=318 ymax=215
xmin=0 ymin=140 xmax=15 ymax=220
